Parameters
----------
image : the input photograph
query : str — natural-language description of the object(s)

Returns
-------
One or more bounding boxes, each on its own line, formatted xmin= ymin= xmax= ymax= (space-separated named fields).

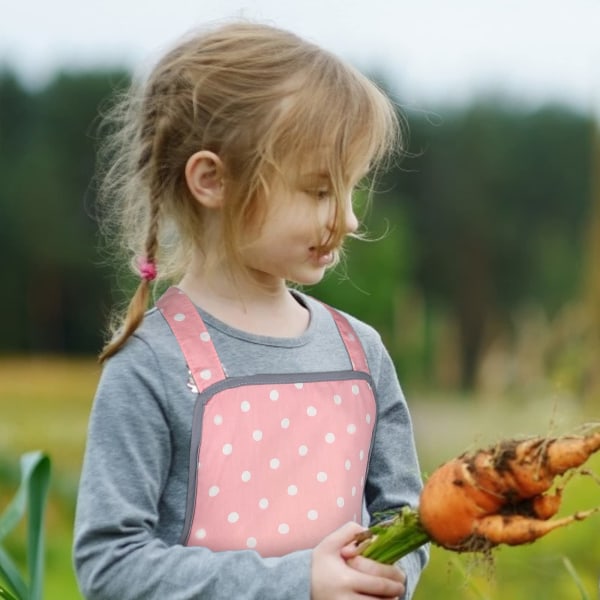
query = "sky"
xmin=2 ymin=0 xmax=600 ymax=112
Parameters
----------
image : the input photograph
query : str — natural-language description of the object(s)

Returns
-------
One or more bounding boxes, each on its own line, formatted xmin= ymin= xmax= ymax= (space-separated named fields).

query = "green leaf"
xmin=24 ymin=453 xmax=51 ymax=600
xmin=562 ymin=556 xmax=590 ymax=600
xmin=0 ymin=546 xmax=27 ymax=600
xmin=0 ymin=584 xmax=20 ymax=600
xmin=0 ymin=452 xmax=52 ymax=600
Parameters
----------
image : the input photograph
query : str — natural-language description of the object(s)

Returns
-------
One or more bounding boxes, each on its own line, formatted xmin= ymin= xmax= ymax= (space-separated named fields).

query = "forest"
xmin=1 ymin=67 xmax=598 ymax=399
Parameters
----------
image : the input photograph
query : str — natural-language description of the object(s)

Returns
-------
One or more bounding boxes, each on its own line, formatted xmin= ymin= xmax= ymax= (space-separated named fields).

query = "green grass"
xmin=0 ymin=357 xmax=98 ymax=600
xmin=1 ymin=357 xmax=599 ymax=599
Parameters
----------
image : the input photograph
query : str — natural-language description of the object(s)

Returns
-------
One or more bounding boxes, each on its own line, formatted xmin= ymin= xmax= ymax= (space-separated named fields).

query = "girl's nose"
xmin=341 ymin=194 xmax=359 ymax=235
xmin=325 ymin=194 xmax=358 ymax=238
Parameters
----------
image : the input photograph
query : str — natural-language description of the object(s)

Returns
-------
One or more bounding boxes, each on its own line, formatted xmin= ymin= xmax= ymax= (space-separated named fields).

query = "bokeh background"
xmin=1 ymin=1 xmax=599 ymax=598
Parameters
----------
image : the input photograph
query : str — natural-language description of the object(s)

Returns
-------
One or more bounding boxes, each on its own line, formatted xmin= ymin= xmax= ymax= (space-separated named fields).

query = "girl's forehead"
xmin=287 ymin=151 xmax=371 ymax=181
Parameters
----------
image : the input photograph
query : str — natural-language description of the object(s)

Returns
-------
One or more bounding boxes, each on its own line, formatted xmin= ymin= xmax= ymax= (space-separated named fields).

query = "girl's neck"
xmin=177 ymin=264 xmax=310 ymax=338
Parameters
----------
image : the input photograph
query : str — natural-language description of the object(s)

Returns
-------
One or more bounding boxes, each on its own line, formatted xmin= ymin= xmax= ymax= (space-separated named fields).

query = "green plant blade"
xmin=0 ymin=546 xmax=27 ymax=600
xmin=562 ymin=556 xmax=590 ymax=600
xmin=24 ymin=453 xmax=51 ymax=600
xmin=0 ymin=452 xmax=52 ymax=600
xmin=0 ymin=584 xmax=19 ymax=600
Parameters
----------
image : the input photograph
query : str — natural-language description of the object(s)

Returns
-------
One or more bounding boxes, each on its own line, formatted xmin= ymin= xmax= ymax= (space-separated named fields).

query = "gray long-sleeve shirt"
xmin=73 ymin=290 xmax=428 ymax=599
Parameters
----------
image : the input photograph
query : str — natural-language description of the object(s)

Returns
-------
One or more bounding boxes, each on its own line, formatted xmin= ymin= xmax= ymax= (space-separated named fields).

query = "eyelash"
xmin=316 ymin=189 xmax=331 ymax=200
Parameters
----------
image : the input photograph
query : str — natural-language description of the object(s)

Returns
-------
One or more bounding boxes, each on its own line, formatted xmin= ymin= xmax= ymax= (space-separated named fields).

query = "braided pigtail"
xmin=98 ymin=218 xmax=159 ymax=362
xmin=99 ymin=81 xmax=169 ymax=362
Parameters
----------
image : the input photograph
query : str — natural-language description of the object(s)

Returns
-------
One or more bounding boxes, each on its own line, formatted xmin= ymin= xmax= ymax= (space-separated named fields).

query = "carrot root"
xmin=357 ymin=425 xmax=600 ymax=560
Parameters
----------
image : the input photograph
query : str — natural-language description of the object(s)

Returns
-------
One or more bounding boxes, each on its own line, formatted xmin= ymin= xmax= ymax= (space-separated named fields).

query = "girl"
xmin=74 ymin=21 xmax=427 ymax=600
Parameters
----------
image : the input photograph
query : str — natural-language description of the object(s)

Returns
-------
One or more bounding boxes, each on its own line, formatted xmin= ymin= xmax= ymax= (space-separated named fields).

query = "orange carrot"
xmin=418 ymin=430 xmax=600 ymax=551
xmin=356 ymin=427 xmax=600 ymax=562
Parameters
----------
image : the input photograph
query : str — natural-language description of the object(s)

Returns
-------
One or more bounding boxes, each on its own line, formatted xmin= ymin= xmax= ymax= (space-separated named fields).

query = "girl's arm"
xmin=363 ymin=342 xmax=429 ymax=598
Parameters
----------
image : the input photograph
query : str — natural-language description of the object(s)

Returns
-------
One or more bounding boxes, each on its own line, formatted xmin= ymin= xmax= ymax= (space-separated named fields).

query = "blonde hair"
xmin=98 ymin=21 xmax=401 ymax=361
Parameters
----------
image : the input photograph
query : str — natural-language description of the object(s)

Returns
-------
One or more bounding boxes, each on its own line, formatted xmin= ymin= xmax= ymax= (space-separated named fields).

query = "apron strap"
xmin=157 ymin=287 xmax=226 ymax=393
xmin=157 ymin=287 xmax=371 ymax=392
xmin=322 ymin=304 xmax=370 ymax=373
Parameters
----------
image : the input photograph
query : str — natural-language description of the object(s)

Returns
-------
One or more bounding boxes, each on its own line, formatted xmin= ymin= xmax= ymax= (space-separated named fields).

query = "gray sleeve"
xmin=73 ymin=338 xmax=311 ymax=600
xmin=363 ymin=340 xmax=429 ymax=598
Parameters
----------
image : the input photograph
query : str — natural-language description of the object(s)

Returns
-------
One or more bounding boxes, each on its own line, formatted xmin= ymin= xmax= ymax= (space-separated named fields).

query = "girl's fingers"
xmin=346 ymin=555 xmax=406 ymax=598
xmin=347 ymin=555 xmax=406 ymax=582
xmin=350 ymin=569 xmax=406 ymax=599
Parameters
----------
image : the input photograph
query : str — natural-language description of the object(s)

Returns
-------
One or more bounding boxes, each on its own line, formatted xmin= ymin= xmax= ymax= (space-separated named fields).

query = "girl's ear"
xmin=185 ymin=150 xmax=225 ymax=209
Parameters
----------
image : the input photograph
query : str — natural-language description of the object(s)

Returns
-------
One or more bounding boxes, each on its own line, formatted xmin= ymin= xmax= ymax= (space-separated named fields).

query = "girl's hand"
xmin=311 ymin=522 xmax=406 ymax=599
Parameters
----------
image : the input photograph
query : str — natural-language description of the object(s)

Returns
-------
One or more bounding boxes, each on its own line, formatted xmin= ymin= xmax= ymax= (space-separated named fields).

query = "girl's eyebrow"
xmin=296 ymin=172 xmax=331 ymax=185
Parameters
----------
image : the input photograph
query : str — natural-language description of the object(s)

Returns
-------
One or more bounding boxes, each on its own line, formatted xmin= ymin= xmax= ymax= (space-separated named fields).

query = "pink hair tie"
xmin=138 ymin=258 xmax=157 ymax=282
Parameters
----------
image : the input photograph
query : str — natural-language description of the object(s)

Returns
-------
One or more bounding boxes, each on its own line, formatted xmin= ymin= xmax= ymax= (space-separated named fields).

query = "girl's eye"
xmin=314 ymin=189 xmax=331 ymax=200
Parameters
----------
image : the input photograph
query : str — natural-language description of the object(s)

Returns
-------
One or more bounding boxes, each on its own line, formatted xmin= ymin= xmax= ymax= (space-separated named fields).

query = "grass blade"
xmin=562 ymin=556 xmax=590 ymax=600
xmin=0 ymin=546 xmax=27 ymax=600
xmin=0 ymin=452 xmax=52 ymax=600
xmin=24 ymin=453 xmax=51 ymax=600
xmin=0 ymin=584 xmax=19 ymax=600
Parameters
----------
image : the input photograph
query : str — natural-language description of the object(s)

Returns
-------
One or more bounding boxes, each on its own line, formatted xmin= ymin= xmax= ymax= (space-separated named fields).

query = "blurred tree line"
xmin=0 ymin=68 xmax=597 ymax=394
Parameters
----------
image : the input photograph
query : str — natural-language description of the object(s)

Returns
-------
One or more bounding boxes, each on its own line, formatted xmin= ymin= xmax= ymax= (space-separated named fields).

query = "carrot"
xmin=356 ymin=427 xmax=600 ymax=563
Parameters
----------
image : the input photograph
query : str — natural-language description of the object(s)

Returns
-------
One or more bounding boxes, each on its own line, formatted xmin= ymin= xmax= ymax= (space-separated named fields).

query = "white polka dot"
xmin=269 ymin=390 xmax=279 ymax=401
xmin=287 ymin=485 xmax=298 ymax=496
xmin=281 ymin=418 xmax=290 ymax=429
xmin=278 ymin=523 xmax=290 ymax=534
xmin=174 ymin=313 xmax=185 ymax=322
xmin=208 ymin=485 xmax=220 ymax=497
xmin=259 ymin=498 xmax=269 ymax=509
xmin=252 ymin=430 xmax=263 ymax=441
xmin=352 ymin=385 xmax=360 ymax=395
xmin=240 ymin=400 xmax=251 ymax=412
xmin=337 ymin=497 xmax=345 ymax=508
xmin=228 ymin=512 xmax=239 ymax=523
xmin=294 ymin=382 xmax=304 ymax=389
xmin=348 ymin=333 xmax=356 ymax=342
xmin=366 ymin=414 xmax=372 ymax=425
xmin=241 ymin=470 xmax=251 ymax=482
xmin=222 ymin=443 xmax=233 ymax=455
xmin=307 ymin=510 xmax=319 ymax=521
xmin=195 ymin=528 xmax=206 ymax=539
xmin=246 ymin=537 xmax=257 ymax=549
xmin=359 ymin=450 xmax=365 ymax=461
xmin=347 ymin=424 xmax=357 ymax=434
xmin=325 ymin=433 xmax=335 ymax=444
xmin=351 ymin=486 xmax=357 ymax=497
xmin=298 ymin=445 xmax=308 ymax=456
xmin=345 ymin=459 xmax=352 ymax=471
xmin=200 ymin=369 xmax=212 ymax=380
xmin=200 ymin=331 xmax=211 ymax=342
xmin=307 ymin=406 xmax=317 ymax=417
xmin=270 ymin=458 xmax=280 ymax=469
xmin=213 ymin=414 xmax=223 ymax=425
xmin=317 ymin=471 xmax=328 ymax=482
xmin=333 ymin=394 xmax=342 ymax=405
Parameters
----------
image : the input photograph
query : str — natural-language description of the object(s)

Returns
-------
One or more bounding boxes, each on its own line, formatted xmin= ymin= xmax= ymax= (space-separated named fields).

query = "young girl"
xmin=74 ymin=21 xmax=427 ymax=600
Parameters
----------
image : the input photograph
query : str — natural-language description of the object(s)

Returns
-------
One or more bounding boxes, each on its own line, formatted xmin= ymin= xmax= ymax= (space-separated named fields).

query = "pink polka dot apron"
xmin=157 ymin=287 xmax=376 ymax=557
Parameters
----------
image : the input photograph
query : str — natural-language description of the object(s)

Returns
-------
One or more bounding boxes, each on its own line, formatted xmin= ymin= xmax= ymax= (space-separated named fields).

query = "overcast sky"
xmin=2 ymin=0 xmax=599 ymax=112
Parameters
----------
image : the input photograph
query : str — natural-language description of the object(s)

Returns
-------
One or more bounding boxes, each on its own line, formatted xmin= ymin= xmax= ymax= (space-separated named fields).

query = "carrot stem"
xmin=359 ymin=506 xmax=430 ymax=564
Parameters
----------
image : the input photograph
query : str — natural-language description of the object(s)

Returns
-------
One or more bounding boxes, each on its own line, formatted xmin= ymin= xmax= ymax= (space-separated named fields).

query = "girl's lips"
xmin=317 ymin=251 xmax=333 ymax=266
xmin=310 ymin=247 xmax=334 ymax=266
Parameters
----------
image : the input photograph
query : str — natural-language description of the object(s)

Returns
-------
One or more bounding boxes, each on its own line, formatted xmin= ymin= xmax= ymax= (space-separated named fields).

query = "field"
xmin=1 ymin=357 xmax=599 ymax=599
